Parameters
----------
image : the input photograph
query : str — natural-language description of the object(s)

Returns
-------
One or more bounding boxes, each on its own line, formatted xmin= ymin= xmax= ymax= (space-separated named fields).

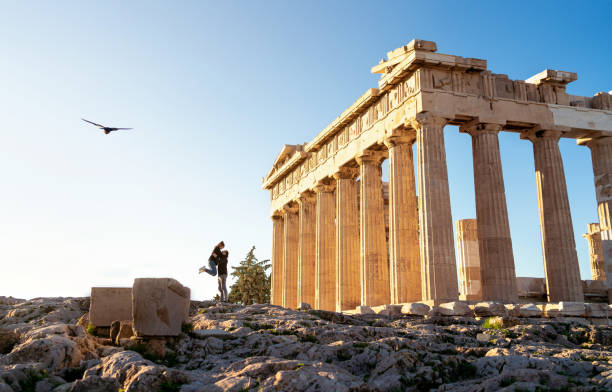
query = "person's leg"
xmin=204 ymin=258 xmax=217 ymax=276
xmin=217 ymin=275 xmax=223 ymax=300
xmin=220 ymin=274 xmax=228 ymax=301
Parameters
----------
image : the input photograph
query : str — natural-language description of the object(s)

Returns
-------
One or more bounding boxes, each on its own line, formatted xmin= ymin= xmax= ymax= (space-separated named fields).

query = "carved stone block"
xmin=132 ymin=278 xmax=190 ymax=337
xmin=89 ymin=287 xmax=132 ymax=327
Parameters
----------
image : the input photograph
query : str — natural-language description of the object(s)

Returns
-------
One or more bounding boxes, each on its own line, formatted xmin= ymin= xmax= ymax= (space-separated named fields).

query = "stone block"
xmin=585 ymin=303 xmax=609 ymax=318
xmin=518 ymin=303 xmax=542 ymax=317
xmin=355 ymin=305 xmax=375 ymax=315
xmin=297 ymin=302 xmax=312 ymax=311
xmin=400 ymin=302 xmax=430 ymax=316
xmin=436 ymin=301 xmax=473 ymax=317
xmin=473 ymin=302 xmax=508 ymax=317
xmin=132 ymin=278 xmax=190 ymax=337
xmin=545 ymin=302 xmax=585 ymax=317
xmin=89 ymin=287 xmax=133 ymax=327
xmin=372 ymin=304 xmax=402 ymax=316
xmin=505 ymin=304 xmax=521 ymax=317
xmin=476 ymin=333 xmax=493 ymax=343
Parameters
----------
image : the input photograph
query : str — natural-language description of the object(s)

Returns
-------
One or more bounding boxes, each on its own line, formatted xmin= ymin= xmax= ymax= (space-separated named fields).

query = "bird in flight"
xmin=81 ymin=118 xmax=133 ymax=134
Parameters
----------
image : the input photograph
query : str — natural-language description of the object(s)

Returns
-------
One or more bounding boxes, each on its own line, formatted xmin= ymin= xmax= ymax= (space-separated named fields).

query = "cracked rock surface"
xmin=1 ymin=296 xmax=612 ymax=391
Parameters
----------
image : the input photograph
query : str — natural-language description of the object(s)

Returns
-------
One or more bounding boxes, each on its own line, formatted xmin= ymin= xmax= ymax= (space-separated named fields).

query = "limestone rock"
xmin=192 ymin=329 xmax=231 ymax=339
xmin=354 ymin=305 xmax=374 ymax=315
xmin=400 ymin=302 xmax=430 ymax=316
xmin=371 ymin=304 xmax=401 ymax=317
xmin=132 ymin=278 xmax=190 ymax=337
xmin=473 ymin=302 xmax=508 ymax=317
xmin=477 ymin=332 xmax=493 ymax=343
xmin=585 ymin=303 xmax=609 ymax=318
xmin=545 ymin=301 xmax=585 ymax=317
xmin=297 ymin=302 xmax=311 ymax=311
xmin=69 ymin=375 xmax=120 ymax=392
xmin=518 ymin=303 xmax=542 ymax=317
xmin=0 ymin=329 xmax=18 ymax=354
xmin=436 ymin=301 xmax=473 ymax=316
xmin=3 ymin=335 xmax=82 ymax=371
xmin=110 ymin=321 xmax=133 ymax=345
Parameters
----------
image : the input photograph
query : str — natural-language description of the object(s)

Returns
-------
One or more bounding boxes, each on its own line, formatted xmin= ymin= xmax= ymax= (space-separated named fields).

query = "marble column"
xmin=583 ymin=223 xmax=606 ymax=281
xmin=384 ymin=132 xmax=421 ymax=303
xmin=315 ymin=182 xmax=336 ymax=311
xmin=584 ymin=137 xmax=612 ymax=288
xmin=356 ymin=150 xmax=390 ymax=307
xmin=334 ymin=167 xmax=360 ymax=312
xmin=271 ymin=213 xmax=284 ymax=306
xmin=456 ymin=219 xmax=482 ymax=300
xmin=412 ymin=114 xmax=459 ymax=304
xmin=462 ymin=123 xmax=517 ymax=302
xmin=297 ymin=192 xmax=316 ymax=307
xmin=526 ymin=130 xmax=583 ymax=302
xmin=282 ymin=204 xmax=299 ymax=309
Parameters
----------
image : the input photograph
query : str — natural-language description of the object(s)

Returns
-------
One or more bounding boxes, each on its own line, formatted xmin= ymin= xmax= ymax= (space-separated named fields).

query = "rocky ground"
xmin=1 ymin=296 xmax=612 ymax=391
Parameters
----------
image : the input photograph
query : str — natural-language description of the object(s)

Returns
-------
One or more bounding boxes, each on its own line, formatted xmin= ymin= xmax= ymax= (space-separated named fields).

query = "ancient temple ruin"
xmin=262 ymin=39 xmax=612 ymax=311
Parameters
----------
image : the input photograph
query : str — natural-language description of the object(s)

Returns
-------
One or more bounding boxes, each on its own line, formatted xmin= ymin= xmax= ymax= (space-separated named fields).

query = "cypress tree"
xmin=227 ymin=246 xmax=271 ymax=304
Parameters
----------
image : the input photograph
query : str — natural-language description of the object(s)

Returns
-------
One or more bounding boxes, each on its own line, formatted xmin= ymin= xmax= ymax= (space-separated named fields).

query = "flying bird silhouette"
xmin=81 ymin=118 xmax=133 ymax=134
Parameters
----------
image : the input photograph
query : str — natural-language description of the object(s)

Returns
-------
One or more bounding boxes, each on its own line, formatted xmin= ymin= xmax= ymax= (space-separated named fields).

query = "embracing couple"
xmin=199 ymin=241 xmax=229 ymax=302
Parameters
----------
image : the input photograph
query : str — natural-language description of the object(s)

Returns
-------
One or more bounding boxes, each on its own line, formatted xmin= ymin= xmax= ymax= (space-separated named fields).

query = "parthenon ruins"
xmin=262 ymin=39 xmax=612 ymax=311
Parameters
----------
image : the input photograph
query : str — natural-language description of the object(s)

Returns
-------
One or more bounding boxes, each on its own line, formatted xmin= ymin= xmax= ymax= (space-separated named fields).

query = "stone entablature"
xmin=263 ymin=38 xmax=612 ymax=309
xmin=263 ymin=39 xmax=612 ymax=214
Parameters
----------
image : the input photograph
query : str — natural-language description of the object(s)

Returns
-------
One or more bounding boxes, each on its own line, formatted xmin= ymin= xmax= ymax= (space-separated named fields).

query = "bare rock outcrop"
xmin=1 ymin=297 xmax=612 ymax=391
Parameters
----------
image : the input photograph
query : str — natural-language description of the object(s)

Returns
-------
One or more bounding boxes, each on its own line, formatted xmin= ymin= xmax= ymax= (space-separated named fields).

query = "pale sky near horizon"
xmin=1 ymin=1 xmax=611 ymax=301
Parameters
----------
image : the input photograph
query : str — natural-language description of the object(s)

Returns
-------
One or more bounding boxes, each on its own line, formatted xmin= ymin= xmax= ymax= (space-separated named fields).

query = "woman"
xmin=199 ymin=241 xmax=224 ymax=276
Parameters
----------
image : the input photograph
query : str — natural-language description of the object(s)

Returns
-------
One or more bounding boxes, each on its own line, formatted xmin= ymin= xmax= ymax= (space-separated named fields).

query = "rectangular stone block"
xmin=586 ymin=303 xmax=610 ymax=318
xmin=545 ymin=302 xmax=585 ymax=317
xmin=132 ymin=278 xmax=190 ymax=337
xmin=89 ymin=287 xmax=133 ymax=327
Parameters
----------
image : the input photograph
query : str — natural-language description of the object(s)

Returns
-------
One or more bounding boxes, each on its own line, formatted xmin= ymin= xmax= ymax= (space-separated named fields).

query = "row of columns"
xmin=271 ymin=116 xmax=612 ymax=309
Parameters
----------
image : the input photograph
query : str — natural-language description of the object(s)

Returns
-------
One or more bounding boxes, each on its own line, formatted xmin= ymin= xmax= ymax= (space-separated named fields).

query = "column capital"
xmin=314 ymin=182 xmax=336 ymax=194
xmin=282 ymin=202 xmax=299 ymax=215
xmin=410 ymin=112 xmax=448 ymax=130
xmin=459 ymin=121 xmax=503 ymax=136
xmin=383 ymin=131 xmax=417 ymax=149
xmin=577 ymin=135 xmax=612 ymax=149
xmin=520 ymin=128 xmax=562 ymax=143
xmin=297 ymin=190 xmax=316 ymax=204
xmin=333 ymin=166 xmax=359 ymax=180
xmin=271 ymin=210 xmax=284 ymax=220
xmin=355 ymin=149 xmax=387 ymax=165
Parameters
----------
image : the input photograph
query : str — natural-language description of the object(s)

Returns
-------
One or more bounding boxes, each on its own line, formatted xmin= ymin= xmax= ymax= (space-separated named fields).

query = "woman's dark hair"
xmin=222 ymin=250 xmax=229 ymax=257
xmin=218 ymin=241 xmax=225 ymax=247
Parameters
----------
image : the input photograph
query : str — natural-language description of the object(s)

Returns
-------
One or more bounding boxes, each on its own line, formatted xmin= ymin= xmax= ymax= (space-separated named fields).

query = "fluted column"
xmin=526 ymin=130 xmax=583 ymax=302
xmin=334 ymin=167 xmax=360 ymax=311
xmin=583 ymin=137 xmax=612 ymax=288
xmin=583 ymin=223 xmax=606 ymax=281
xmin=412 ymin=114 xmax=459 ymax=304
xmin=297 ymin=192 xmax=316 ymax=307
xmin=384 ymin=132 xmax=421 ymax=303
xmin=315 ymin=182 xmax=336 ymax=311
xmin=282 ymin=204 xmax=299 ymax=309
xmin=356 ymin=150 xmax=390 ymax=306
xmin=456 ymin=219 xmax=482 ymax=300
xmin=462 ymin=123 xmax=517 ymax=302
xmin=271 ymin=213 xmax=284 ymax=306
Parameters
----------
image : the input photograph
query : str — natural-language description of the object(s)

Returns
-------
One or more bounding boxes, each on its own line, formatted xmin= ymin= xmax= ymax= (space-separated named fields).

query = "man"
xmin=217 ymin=250 xmax=229 ymax=302
xmin=199 ymin=241 xmax=225 ymax=276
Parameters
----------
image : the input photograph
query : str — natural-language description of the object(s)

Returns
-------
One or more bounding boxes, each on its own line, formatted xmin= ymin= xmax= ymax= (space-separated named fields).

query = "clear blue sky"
xmin=1 ymin=1 xmax=610 ymax=300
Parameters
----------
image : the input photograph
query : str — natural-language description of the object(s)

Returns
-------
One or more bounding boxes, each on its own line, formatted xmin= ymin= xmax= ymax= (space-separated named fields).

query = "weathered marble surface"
xmin=2 ymin=297 xmax=612 ymax=391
